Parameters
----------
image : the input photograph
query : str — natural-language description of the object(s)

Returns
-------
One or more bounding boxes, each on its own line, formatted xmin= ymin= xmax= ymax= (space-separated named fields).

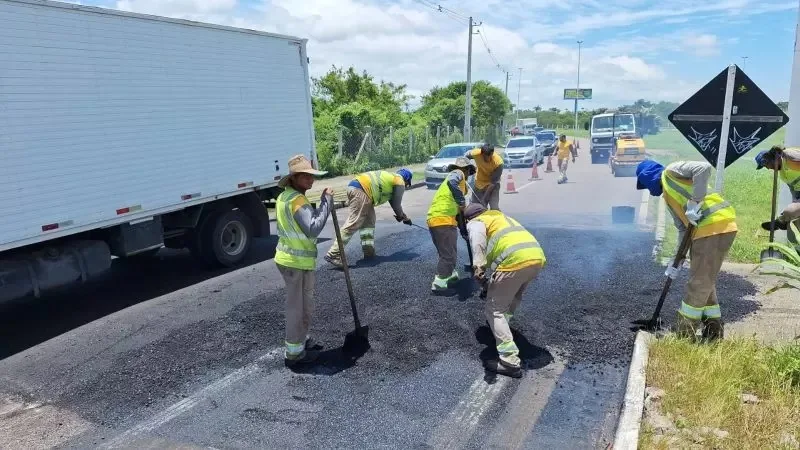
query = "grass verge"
xmin=641 ymin=337 xmax=800 ymax=449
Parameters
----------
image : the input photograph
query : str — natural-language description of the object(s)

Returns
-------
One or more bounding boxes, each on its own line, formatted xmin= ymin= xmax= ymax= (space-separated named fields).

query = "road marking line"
xmin=428 ymin=376 xmax=509 ymax=450
xmin=637 ymin=190 xmax=650 ymax=226
xmin=651 ymin=197 xmax=667 ymax=259
xmin=101 ymin=348 xmax=282 ymax=449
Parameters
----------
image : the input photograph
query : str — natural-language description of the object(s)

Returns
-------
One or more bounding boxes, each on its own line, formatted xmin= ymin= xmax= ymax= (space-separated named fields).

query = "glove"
xmin=474 ymin=267 xmax=487 ymax=283
xmin=664 ymin=265 xmax=680 ymax=279
xmin=685 ymin=200 xmax=702 ymax=226
xmin=402 ymin=218 xmax=412 ymax=226
xmin=395 ymin=215 xmax=412 ymax=225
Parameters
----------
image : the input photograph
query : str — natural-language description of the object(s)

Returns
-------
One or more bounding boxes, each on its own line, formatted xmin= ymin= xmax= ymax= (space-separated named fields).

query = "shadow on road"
xmin=475 ymin=325 xmax=555 ymax=383
xmin=0 ymin=236 xmax=281 ymax=361
xmin=288 ymin=340 xmax=371 ymax=376
xmin=352 ymin=249 xmax=421 ymax=269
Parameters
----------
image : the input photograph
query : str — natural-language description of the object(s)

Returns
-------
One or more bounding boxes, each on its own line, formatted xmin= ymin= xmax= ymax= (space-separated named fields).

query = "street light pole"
xmin=741 ymin=56 xmax=748 ymax=69
xmin=516 ymin=67 xmax=522 ymax=124
xmin=464 ymin=16 xmax=474 ymax=141
xmin=574 ymin=40 xmax=583 ymax=138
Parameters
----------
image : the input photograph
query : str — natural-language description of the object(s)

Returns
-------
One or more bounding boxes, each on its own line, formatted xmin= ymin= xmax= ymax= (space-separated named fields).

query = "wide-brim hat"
xmin=279 ymin=154 xmax=327 ymax=188
xmin=448 ymin=156 xmax=476 ymax=175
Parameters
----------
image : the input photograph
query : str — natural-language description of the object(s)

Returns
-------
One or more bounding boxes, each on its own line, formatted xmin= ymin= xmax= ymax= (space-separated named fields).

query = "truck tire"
xmin=192 ymin=209 xmax=253 ymax=268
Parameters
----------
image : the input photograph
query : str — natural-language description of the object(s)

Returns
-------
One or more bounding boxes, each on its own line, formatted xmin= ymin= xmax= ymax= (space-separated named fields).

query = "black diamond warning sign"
xmin=668 ymin=65 xmax=789 ymax=168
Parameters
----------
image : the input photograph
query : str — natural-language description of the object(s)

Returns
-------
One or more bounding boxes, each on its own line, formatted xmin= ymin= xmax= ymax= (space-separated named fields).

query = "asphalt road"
xmin=0 ymin=143 xmax=760 ymax=449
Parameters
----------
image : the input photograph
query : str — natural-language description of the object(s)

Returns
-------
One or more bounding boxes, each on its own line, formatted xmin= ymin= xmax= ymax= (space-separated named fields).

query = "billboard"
xmin=564 ymin=88 xmax=592 ymax=100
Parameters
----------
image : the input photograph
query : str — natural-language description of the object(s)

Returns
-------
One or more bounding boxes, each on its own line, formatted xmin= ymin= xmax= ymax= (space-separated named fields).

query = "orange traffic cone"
xmin=545 ymin=154 xmax=554 ymax=172
xmin=529 ymin=161 xmax=540 ymax=181
xmin=505 ymin=172 xmax=517 ymax=194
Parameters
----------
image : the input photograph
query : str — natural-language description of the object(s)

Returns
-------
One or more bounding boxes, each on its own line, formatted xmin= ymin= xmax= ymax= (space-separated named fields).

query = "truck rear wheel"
xmin=191 ymin=209 xmax=253 ymax=268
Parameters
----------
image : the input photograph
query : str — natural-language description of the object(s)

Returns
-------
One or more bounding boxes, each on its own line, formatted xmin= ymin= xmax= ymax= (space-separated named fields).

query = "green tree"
xmin=418 ymin=81 xmax=511 ymax=130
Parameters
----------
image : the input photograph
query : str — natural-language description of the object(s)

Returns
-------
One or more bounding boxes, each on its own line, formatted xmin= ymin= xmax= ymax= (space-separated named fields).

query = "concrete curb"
xmin=613 ymin=331 xmax=654 ymax=450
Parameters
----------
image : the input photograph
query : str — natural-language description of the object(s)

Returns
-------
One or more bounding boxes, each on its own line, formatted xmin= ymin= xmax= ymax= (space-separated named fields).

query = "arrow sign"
xmin=668 ymin=65 xmax=788 ymax=188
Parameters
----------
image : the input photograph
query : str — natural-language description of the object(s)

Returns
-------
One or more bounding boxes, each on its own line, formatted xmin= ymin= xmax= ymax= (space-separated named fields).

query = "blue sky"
xmin=72 ymin=0 xmax=798 ymax=109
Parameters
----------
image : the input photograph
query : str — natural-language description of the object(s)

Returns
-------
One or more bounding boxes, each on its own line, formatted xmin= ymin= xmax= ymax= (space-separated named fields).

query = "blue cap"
xmin=754 ymin=150 xmax=768 ymax=170
xmin=397 ymin=168 xmax=412 ymax=187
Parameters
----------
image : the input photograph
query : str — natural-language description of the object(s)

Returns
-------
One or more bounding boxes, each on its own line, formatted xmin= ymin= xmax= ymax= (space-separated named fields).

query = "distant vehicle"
xmin=536 ymin=130 xmax=557 ymax=156
xmin=425 ymin=142 xmax=482 ymax=189
xmin=0 ymin=0 xmax=312 ymax=304
xmin=510 ymin=126 xmax=523 ymax=136
xmin=589 ymin=112 xmax=637 ymax=164
xmin=610 ymin=133 xmax=647 ymax=177
xmin=503 ymin=136 xmax=543 ymax=168
xmin=516 ymin=118 xmax=538 ymax=128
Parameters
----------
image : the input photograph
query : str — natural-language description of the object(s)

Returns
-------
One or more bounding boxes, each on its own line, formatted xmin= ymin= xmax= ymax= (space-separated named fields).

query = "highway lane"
xmin=0 ymin=143 xmax=759 ymax=449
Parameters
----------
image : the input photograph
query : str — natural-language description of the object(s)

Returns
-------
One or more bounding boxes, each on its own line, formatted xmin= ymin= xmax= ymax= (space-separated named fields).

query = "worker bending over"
xmin=636 ymin=160 xmax=737 ymax=342
xmin=465 ymin=144 xmax=504 ymax=209
xmin=325 ymin=169 xmax=413 ymax=267
xmin=464 ymin=203 xmax=546 ymax=378
xmin=427 ymin=157 xmax=475 ymax=294
xmin=755 ymin=146 xmax=800 ymax=237
xmin=275 ymin=155 xmax=333 ymax=368
xmin=556 ymin=134 xmax=576 ymax=184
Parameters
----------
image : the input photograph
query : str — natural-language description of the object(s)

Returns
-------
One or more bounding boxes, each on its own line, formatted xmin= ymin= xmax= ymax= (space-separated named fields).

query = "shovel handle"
xmin=330 ymin=207 xmax=361 ymax=329
xmin=769 ymin=166 xmax=780 ymax=244
xmin=649 ymin=225 xmax=695 ymax=322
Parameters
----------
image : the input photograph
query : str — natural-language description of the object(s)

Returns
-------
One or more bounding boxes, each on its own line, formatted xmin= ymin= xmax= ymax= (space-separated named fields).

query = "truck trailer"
xmin=0 ymin=0 xmax=317 ymax=303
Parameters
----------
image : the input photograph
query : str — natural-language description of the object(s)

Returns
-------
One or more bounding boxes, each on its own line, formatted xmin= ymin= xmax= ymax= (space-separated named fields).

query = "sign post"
xmin=669 ymin=65 xmax=789 ymax=192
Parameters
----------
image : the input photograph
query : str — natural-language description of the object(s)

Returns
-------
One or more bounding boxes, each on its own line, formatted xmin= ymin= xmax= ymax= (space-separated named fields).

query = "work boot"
xmin=362 ymin=246 xmax=376 ymax=259
xmin=305 ymin=337 xmax=323 ymax=351
xmin=675 ymin=314 xmax=700 ymax=342
xmin=701 ymin=319 xmax=724 ymax=342
xmin=431 ymin=276 xmax=456 ymax=296
xmin=761 ymin=219 xmax=789 ymax=231
xmin=324 ymin=254 xmax=343 ymax=268
xmin=446 ymin=271 xmax=460 ymax=286
xmin=483 ymin=358 xmax=523 ymax=379
xmin=284 ymin=349 xmax=320 ymax=368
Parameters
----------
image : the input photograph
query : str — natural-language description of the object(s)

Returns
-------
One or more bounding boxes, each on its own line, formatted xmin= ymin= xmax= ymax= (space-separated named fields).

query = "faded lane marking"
xmin=101 ymin=348 xmax=283 ymax=449
xmin=637 ymin=190 xmax=650 ymax=226
xmin=428 ymin=376 xmax=509 ymax=450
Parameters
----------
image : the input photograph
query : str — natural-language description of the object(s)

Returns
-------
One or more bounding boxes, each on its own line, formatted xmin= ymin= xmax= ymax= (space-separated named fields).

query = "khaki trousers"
xmin=429 ymin=225 xmax=458 ymax=279
xmin=472 ymin=185 xmax=500 ymax=210
xmin=679 ymin=232 xmax=736 ymax=325
xmin=485 ymin=264 xmax=542 ymax=367
xmin=326 ymin=186 xmax=376 ymax=259
xmin=277 ymin=264 xmax=315 ymax=357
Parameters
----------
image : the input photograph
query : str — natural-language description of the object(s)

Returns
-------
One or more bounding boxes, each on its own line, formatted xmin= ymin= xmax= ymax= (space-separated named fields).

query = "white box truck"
xmin=0 ymin=0 xmax=317 ymax=303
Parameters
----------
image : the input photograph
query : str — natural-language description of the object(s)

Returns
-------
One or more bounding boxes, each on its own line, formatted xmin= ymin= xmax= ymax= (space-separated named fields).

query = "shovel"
xmin=330 ymin=208 xmax=370 ymax=352
xmin=760 ymin=165 xmax=782 ymax=262
xmin=631 ymin=225 xmax=695 ymax=332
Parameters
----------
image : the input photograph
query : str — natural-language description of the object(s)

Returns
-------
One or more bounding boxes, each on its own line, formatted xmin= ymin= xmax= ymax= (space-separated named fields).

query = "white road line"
xmin=101 ymin=348 xmax=282 ymax=449
xmin=637 ymin=190 xmax=650 ymax=226
xmin=428 ymin=376 xmax=509 ymax=450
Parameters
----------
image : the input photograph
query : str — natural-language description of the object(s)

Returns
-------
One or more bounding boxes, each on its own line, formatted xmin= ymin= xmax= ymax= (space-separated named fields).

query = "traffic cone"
xmin=505 ymin=172 xmax=517 ymax=194
xmin=529 ymin=161 xmax=540 ymax=181
xmin=545 ymin=154 xmax=554 ymax=172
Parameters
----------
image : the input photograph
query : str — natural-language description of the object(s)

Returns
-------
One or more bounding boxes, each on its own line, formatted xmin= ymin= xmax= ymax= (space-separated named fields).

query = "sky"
xmin=69 ymin=0 xmax=799 ymax=110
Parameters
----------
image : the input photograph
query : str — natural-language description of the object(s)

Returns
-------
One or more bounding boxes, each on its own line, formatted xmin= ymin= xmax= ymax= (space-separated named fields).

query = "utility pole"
xmin=516 ymin=67 xmax=522 ymax=124
xmin=574 ymin=40 xmax=583 ymax=138
xmin=464 ymin=17 xmax=481 ymax=141
xmin=501 ymin=70 xmax=510 ymax=133
xmin=741 ymin=56 xmax=748 ymax=69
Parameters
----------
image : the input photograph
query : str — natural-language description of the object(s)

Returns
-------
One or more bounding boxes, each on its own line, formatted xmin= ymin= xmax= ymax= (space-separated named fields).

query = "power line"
xmin=412 ymin=0 xmax=469 ymax=24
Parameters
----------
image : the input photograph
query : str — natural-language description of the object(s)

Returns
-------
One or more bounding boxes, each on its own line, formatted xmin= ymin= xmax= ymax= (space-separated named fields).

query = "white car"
xmin=424 ymin=142 xmax=481 ymax=189
xmin=502 ymin=136 xmax=543 ymax=168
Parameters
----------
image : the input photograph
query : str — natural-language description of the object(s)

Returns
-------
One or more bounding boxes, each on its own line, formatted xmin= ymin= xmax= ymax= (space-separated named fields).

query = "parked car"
xmin=502 ymin=136 xmax=543 ymax=167
xmin=536 ymin=130 xmax=558 ymax=156
xmin=425 ymin=142 xmax=481 ymax=189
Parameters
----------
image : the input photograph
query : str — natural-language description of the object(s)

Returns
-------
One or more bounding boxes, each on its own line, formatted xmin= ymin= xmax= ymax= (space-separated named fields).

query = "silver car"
xmin=424 ymin=142 xmax=481 ymax=189
xmin=502 ymin=136 xmax=543 ymax=168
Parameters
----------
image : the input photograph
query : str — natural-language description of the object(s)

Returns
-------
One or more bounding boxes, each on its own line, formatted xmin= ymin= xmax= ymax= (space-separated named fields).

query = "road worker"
xmin=325 ymin=168 xmax=413 ymax=267
xmin=556 ymin=134 xmax=576 ymax=184
xmin=463 ymin=202 xmax=546 ymax=378
xmin=275 ymin=155 xmax=333 ymax=368
xmin=636 ymin=159 xmax=737 ymax=342
xmin=465 ymin=144 xmax=504 ymax=209
xmin=755 ymin=146 xmax=800 ymax=237
xmin=427 ymin=157 xmax=475 ymax=295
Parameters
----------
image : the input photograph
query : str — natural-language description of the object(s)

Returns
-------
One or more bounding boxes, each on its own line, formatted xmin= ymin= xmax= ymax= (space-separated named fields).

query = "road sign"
xmin=668 ymin=65 xmax=789 ymax=187
xmin=564 ymin=88 xmax=592 ymax=100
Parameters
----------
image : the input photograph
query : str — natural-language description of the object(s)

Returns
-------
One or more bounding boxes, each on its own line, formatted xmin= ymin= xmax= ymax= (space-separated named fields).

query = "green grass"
xmin=648 ymin=128 xmax=787 ymax=263
xmin=557 ymin=128 xmax=589 ymax=139
xmin=641 ymin=337 xmax=800 ymax=450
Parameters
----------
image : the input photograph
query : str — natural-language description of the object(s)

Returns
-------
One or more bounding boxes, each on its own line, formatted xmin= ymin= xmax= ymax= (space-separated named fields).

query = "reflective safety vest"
xmin=661 ymin=170 xmax=737 ymax=240
xmin=355 ymin=170 xmax=398 ymax=206
xmin=275 ymin=187 xmax=317 ymax=270
xmin=779 ymin=151 xmax=800 ymax=194
xmin=468 ymin=148 xmax=503 ymax=190
xmin=427 ymin=172 xmax=467 ymax=227
xmin=473 ymin=211 xmax=546 ymax=272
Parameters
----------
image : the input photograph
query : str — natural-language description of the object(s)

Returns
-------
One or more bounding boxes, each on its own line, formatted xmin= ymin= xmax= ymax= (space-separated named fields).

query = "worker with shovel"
xmin=635 ymin=160 xmax=737 ymax=342
xmin=427 ymin=157 xmax=475 ymax=295
xmin=465 ymin=144 xmax=504 ymax=210
xmin=755 ymin=146 xmax=800 ymax=237
xmin=325 ymin=168 xmax=413 ymax=268
xmin=463 ymin=203 xmax=546 ymax=378
xmin=556 ymin=134 xmax=576 ymax=185
xmin=275 ymin=155 xmax=333 ymax=368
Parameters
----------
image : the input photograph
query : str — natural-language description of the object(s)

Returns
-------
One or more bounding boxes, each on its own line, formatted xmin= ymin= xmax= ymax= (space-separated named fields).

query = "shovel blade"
xmin=343 ymin=326 xmax=370 ymax=354
xmin=630 ymin=318 xmax=661 ymax=332
xmin=760 ymin=248 xmax=784 ymax=262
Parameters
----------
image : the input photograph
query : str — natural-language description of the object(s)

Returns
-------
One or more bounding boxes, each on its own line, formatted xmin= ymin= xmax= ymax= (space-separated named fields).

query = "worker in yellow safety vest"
xmin=636 ymin=159 xmax=737 ymax=342
xmin=427 ymin=157 xmax=475 ymax=295
xmin=556 ymin=134 xmax=577 ymax=184
xmin=755 ymin=146 xmax=800 ymax=236
xmin=324 ymin=168 xmax=413 ymax=267
xmin=275 ymin=155 xmax=333 ymax=368
xmin=465 ymin=144 xmax=504 ymax=209
xmin=463 ymin=202 xmax=546 ymax=378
